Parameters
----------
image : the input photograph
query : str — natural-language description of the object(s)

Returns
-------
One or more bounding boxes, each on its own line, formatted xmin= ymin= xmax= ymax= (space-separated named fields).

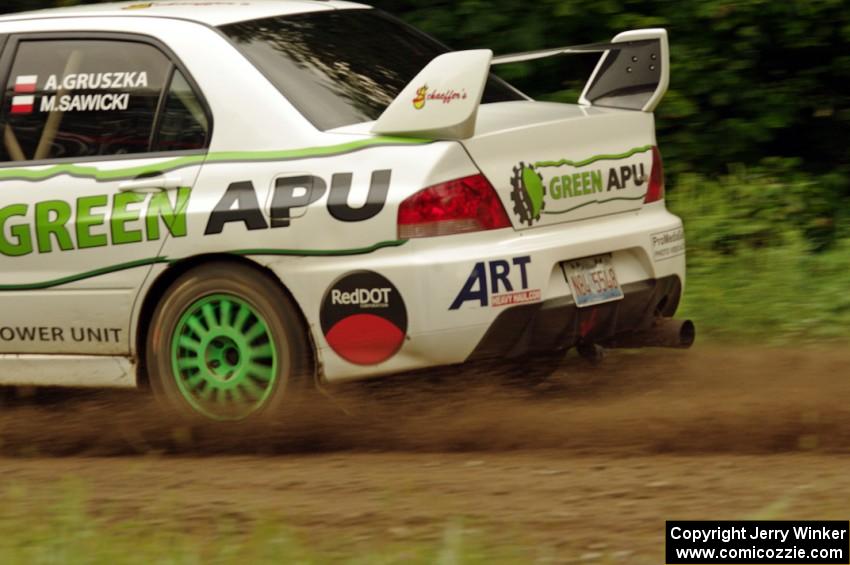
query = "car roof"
xmin=0 ymin=0 xmax=371 ymax=28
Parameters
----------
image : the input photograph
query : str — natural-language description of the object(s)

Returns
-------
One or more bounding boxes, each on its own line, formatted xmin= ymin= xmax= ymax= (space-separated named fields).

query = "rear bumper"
xmin=261 ymin=204 xmax=686 ymax=382
xmin=469 ymin=275 xmax=681 ymax=361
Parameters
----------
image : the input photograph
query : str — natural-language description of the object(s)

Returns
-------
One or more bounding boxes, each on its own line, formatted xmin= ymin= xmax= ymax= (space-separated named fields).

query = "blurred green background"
xmin=3 ymin=0 xmax=849 ymax=340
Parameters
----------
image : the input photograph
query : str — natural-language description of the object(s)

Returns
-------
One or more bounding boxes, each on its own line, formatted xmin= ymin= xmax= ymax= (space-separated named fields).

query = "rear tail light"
xmin=398 ymin=174 xmax=511 ymax=239
xmin=645 ymin=145 xmax=665 ymax=203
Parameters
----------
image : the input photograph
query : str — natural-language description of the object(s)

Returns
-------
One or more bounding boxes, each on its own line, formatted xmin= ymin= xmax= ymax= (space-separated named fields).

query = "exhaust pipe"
xmin=605 ymin=318 xmax=695 ymax=349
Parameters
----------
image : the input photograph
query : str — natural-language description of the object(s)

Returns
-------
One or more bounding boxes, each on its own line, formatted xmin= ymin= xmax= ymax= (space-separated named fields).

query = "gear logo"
xmin=510 ymin=162 xmax=546 ymax=226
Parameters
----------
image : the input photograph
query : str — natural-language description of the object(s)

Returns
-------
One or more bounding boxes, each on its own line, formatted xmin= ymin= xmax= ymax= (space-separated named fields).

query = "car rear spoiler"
xmin=372 ymin=28 xmax=669 ymax=140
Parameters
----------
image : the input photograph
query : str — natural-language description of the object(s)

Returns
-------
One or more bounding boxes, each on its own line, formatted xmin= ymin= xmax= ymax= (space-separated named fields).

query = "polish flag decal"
xmin=11 ymin=95 xmax=35 ymax=115
xmin=10 ymin=75 xmax=37 ymax=114
xmin=14 ymin=75 xmax=38 ymax=94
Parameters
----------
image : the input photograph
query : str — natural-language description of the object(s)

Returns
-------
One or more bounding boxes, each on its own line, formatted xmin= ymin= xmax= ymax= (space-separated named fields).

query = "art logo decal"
xmin=412 ymin=85 xmax=468 ymax=110
xmin=509 ymin=147 xmax=653 ymax=226
xmin=450 ymin=256 xmax=541 ymax=310
xmin=320 ymin=272 xmax=408 ymax=366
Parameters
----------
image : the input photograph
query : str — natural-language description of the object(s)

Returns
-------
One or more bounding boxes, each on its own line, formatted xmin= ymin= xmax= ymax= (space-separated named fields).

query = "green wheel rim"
xmin=171 ymin=294 xmax=279 ymax=421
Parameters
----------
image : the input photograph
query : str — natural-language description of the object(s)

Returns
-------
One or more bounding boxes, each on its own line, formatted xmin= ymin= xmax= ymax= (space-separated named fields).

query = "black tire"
xmin=146 ymin=261 xmax=313 ymax=422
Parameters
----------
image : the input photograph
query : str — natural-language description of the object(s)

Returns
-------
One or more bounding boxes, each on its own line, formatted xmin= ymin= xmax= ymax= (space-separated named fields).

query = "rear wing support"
xmin=372 ymin=29 xmax=669 ymax=140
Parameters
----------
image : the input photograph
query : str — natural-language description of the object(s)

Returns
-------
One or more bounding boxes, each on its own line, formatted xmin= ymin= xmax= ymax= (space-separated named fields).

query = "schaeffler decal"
xmin=449 ymin=256 xmax=541 ymax=310
xmin=413 ymin=86 xmax=427 ymax=110
xmin=509 ymin=146 xmax=653 ymax=226
xmin=412 ymin=85 xmax=468 ymax=110
xmin=320 ymin=272 xmax=408 ymax=365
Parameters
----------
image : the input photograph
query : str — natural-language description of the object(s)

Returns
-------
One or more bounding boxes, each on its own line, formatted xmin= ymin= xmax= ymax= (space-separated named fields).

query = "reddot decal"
xmin=320 ymin=272 xmax=407 ymax=365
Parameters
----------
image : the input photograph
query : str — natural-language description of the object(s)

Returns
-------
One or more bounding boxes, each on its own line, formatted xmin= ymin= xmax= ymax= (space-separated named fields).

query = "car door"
xmin=0 ymin=34 xmax=210 ymax=356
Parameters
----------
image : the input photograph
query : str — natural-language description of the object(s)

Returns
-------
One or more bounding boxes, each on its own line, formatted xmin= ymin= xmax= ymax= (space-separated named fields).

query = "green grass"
xmin=679 ymin=241 xmax=850 ymax=343
xmin=668 ymin=167 xmax=850 ymax=344
xmin=0 ymin=483 xmax=535 ymax=565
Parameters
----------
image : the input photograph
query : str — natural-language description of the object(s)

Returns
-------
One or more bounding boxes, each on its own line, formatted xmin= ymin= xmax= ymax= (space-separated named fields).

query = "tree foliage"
xmin=3 ymin=0 xmax=849 ymax=245
xmin=372 ymin=1 xmax=848 ymax=174
xmin=4 ymin=1 xmax=846 ymax=173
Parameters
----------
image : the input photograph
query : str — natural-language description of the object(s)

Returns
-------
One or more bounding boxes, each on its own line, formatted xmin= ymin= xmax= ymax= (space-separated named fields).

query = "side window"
xmin=153 ymin=70 xmax=209 ymax=152
xmin=0 ymin=39 xmax=207 ymax=163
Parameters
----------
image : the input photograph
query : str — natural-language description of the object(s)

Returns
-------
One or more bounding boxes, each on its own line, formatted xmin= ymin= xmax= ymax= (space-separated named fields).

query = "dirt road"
xmin=1 ymin=346 xmax=849 ymax=561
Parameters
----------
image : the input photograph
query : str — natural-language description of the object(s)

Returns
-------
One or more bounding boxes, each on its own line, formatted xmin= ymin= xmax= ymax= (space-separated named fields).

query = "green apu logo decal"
xmin=0 ymin=169 xmax=393 ymax=257
xmin=509 ymin=146 xmax=653 ymax=226
xmin=0 ymin=189 xmax=190 ymax=257
xmin=510 ymin=163 xmax=546 ymax=226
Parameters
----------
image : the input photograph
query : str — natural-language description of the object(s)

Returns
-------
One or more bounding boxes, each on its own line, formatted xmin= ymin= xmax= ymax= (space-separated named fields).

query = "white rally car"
xmin=0 ymin=1 xmax=693 ymax=421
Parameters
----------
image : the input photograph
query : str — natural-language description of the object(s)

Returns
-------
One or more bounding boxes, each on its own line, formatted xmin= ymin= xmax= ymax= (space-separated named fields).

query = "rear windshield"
xmin=220 ymin=9 xmax=524 ymax=131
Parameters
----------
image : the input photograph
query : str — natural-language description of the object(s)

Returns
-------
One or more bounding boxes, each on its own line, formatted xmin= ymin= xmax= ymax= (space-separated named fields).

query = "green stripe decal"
xmin=228 ymin=239 xmax=409 ymax=257
xmin=0 ymin=257 xmax=171 ymax=291
xmin=0 ymin=137 xmax=431 ymax=183
xmin=533 ymin=145 xmax=653 ymax=169
xmin=543 ymin=194 xmax=647 ymax=216
xmin=0 ymin=240 xmax=408 ymax=291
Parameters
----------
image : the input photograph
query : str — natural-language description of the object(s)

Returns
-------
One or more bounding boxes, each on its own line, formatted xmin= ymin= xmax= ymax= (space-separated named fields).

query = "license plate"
xmin=561 ymin=255 xmax=624 ymax=308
